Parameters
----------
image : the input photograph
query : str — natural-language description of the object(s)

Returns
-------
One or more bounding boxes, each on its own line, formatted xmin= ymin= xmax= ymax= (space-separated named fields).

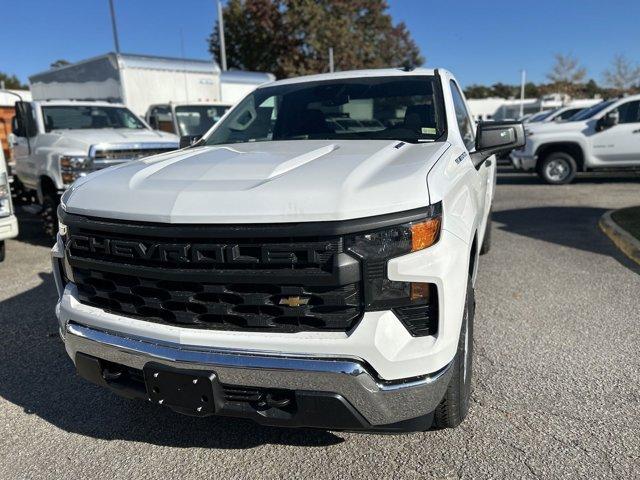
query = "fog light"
xmin=394 ymin=283 xmax=438 ymax=337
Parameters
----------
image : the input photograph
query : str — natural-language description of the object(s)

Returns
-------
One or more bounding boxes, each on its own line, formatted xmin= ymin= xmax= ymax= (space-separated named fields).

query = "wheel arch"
xmin=468 ymin=232 xmax=478 ymax=285
xmin=535 ymin=142 xmax=586 ymax=171
xmin=38 ymin=175 xmax=58 ymax=204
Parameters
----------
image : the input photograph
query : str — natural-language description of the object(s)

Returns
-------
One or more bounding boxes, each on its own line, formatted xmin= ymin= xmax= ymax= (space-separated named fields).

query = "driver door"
xmin=592 ymin=100 xmax=640 ymax=164
xmin=11 ymin=102 xmax=38 ymax=188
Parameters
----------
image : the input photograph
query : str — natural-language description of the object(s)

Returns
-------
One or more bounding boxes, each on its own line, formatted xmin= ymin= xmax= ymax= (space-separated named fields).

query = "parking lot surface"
xmin=1 ymin=169 xmax=639 ymax=479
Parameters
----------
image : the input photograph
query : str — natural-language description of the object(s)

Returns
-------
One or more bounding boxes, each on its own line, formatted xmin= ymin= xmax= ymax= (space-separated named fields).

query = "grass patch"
xmin=612 ymin=206 xmax=640 ymax=241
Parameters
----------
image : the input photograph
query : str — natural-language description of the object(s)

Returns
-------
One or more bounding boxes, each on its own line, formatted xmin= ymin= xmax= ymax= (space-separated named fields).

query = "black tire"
xmin=42 ymin=193 xmax=59 ymax=239
xmin=432 ymin=277 xmax=474 ymax=429
xmin=537 ymin=152 xmax=577 ymax=185
xmin=479 ymin=211 xmax=492 ymax=255
xmin=0 ymin=241 xmax=5 ymax=262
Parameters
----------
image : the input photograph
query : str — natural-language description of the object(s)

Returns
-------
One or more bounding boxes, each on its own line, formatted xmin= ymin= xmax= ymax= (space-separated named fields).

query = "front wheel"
xmin=537 ymin=152 xmax=577 ymax=185
xmin=432 ymin=277 xmax=474 ymax=429
xmin=0 ymin=241 xmax=5 ymax=262
xmin=42 ymin=193 xmax=59 ymax=239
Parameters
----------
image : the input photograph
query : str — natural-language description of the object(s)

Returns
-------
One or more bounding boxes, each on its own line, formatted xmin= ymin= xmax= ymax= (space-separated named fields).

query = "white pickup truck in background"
xmin=0 ymin=148 xmax=18 ymax=262
xmin=512 ymin=94 xmax=640 ymax=184
xmin=146 ymin=102 xmax=232 ymax=138
xmin=10 ymin=100 xmax=178 ymax=236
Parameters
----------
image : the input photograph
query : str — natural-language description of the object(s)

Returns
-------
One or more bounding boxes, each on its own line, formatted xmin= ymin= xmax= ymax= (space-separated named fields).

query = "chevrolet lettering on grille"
xmin=67 ymin=235 xmax=330 ymax=266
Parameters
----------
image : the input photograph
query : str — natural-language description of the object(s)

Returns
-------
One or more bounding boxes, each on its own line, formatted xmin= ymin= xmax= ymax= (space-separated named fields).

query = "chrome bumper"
xmin=63 ymin=322 xmax=453 ymax=426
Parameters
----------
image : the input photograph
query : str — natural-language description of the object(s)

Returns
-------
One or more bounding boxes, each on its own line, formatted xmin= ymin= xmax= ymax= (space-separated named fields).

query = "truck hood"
xmin=50 ymin=128 xmax=178 ymax=152
xmin=64 ymin=139 xmax=449 ymax=223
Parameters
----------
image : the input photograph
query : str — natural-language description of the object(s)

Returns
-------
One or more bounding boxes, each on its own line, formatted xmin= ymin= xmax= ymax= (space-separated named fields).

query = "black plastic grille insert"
xmin=74 ymin=268 xmax=362 ymax=332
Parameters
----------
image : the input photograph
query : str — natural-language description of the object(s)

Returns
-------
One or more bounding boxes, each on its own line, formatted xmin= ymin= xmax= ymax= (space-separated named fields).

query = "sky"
xmin=1 ymin=0 xmax=639 ymax=88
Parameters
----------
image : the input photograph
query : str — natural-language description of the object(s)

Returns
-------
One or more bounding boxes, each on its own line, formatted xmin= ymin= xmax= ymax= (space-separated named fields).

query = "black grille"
xmin=64 ymin=213 xmax=364 ymax=333
xmin=74 ymin=268 xmax=361 ymax=332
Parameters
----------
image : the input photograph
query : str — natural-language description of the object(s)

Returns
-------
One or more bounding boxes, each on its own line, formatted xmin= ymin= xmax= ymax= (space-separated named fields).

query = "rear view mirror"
xmin=471 ymin=121 xmax=525 ymax=166
xmin=180 ymin=135 xmax=203 ymax=149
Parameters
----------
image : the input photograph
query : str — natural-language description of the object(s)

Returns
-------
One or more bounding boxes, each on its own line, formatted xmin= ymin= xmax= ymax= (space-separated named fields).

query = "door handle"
xmin=632 ymin=129 xmax=640 ymax=134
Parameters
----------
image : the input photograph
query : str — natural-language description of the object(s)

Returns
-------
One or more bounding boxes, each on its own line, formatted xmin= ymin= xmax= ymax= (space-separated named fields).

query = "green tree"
xmin=208 ymin=0 xmax=424 ymax=78
xmin=490 ymin=83 xmax=517 ymax=98
xmin=463 ymin=84 xmax=493 ymax=99
xmin=0 ymin=72 xmax=27 ymax=90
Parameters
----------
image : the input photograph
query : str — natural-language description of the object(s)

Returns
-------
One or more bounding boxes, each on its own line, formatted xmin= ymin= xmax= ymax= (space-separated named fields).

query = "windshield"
xmin=204 ymin=76 xmax=446 ymax=145
xmin=42 ymin=105 xmax=145 ymax=132
xmin=175 ymin=105 xmax=230 ymax=136
xmin=568 ymin=100 xmax=616 ymax=121
xmin=528 ymin=110 xmax=556 ymax=123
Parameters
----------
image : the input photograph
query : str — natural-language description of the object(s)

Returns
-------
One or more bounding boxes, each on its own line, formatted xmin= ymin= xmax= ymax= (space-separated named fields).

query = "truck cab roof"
xmin=268 ymin=67 xmax=441 ymax=87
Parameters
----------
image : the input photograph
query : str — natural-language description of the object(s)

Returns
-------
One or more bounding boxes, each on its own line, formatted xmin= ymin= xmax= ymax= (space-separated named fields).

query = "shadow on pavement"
xmin=0 ymin=272 xmax=344 ymax=449
xmin=493 ymin=206 xmax=640 ymax=274
xmin=14 ymin=208 xmax=55 ymax=249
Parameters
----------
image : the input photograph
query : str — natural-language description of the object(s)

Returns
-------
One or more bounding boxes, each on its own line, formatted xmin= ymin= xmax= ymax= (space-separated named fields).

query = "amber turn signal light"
xmin=411 ymin=217 xmax=441 ymax=252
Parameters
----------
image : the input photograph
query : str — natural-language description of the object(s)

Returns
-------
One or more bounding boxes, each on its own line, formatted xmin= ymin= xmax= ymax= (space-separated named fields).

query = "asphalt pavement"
xmin=0 ymin=168 xmax=639 ymax=479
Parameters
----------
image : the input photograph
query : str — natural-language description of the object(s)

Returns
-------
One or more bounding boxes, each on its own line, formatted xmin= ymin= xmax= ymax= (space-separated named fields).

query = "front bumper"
xmin=51 ymin=224 xmax=468 ymax=429
xmin=0 ymin=214 xmax=18 ymax=241
xmin=510 ymin=151 xmax=537 ymax=171
xmin=63 ymin=321 xmax=452 ymax=429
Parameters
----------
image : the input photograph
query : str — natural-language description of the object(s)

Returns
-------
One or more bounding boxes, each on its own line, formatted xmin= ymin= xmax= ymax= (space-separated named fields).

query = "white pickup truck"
xmin=10 ymin=100 xmax=178 ymax=236
xmin=0 ymin=148 xmax=18 ymax=262
xmin=512 ymin=94 xmax=640 ymax=184
xmin=52 ymin=68 xmax=524 ymax=432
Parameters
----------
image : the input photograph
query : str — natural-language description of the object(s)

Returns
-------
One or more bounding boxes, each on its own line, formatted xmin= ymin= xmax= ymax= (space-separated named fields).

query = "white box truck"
xmin=29 ymin=53 xmax=224 ymax=117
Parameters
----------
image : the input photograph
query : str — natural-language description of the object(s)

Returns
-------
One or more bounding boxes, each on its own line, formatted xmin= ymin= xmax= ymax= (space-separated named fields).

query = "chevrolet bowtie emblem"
xmin=279 ymin=296 xmax=309 ymax=308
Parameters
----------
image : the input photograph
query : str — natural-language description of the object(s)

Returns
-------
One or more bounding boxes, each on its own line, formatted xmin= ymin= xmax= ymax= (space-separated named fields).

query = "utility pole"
xmin=329 ymin=48 xmax=334 ymax=73
xmin=217 ymin=0 xmax=227 ymax=71
xmin=519 ymin=69 xmax=526 ymax=119
xmin=108 ymin=0 xmax=121 ymax=54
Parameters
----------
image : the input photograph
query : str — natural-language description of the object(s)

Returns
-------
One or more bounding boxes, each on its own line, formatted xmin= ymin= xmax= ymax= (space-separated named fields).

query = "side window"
xmin=151 ymin=106 xmax=175 ymax=134
xmin=450 ymin=81 xmax=475 ymax=150
xmin=558 ymin=108 xmax=580 ymax=120
xmin=616 ymin=101 xmax=640 ymax=124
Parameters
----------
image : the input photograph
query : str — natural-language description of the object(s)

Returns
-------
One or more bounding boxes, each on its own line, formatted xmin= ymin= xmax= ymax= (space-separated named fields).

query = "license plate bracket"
xmin=143 ymin=363 xmax=224 ymax=416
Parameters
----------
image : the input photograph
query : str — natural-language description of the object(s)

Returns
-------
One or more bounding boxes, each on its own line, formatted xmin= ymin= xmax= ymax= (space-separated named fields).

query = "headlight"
xmin=59 ymin=155 xmax=93 ymax=185
xmin=346 ymin=202 xmax=441 ymax=311
xmin=0 ymin=173 xmax=12 ymax=218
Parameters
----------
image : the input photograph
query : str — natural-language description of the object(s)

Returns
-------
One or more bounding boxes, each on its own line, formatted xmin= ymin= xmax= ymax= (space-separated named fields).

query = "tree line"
xmin=464 ymin=54 xmax=640 ymax=100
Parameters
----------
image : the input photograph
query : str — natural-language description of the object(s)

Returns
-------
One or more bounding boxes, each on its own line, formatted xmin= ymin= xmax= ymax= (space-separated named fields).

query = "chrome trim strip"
xmin=64 ymin=322 xmax=453 ymax=425
xmin=88 ymin=142 xmax=178 ymax=158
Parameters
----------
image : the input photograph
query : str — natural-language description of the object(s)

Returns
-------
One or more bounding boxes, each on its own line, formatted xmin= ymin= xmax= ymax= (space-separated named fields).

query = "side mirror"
xmin=179 ymin=135 xmax=203 ymax=149
xmin=471 ymin=121 xmax=526 ymax=166
xmin=148 ymin=115 xmax=159 ymax=130
xmin=598 ymin=110 xmax=619 ymax=130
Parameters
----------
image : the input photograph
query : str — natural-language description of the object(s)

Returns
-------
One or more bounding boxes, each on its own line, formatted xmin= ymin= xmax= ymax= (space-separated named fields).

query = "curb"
xmin=599 ymin=210 xmax=640 ymax=267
